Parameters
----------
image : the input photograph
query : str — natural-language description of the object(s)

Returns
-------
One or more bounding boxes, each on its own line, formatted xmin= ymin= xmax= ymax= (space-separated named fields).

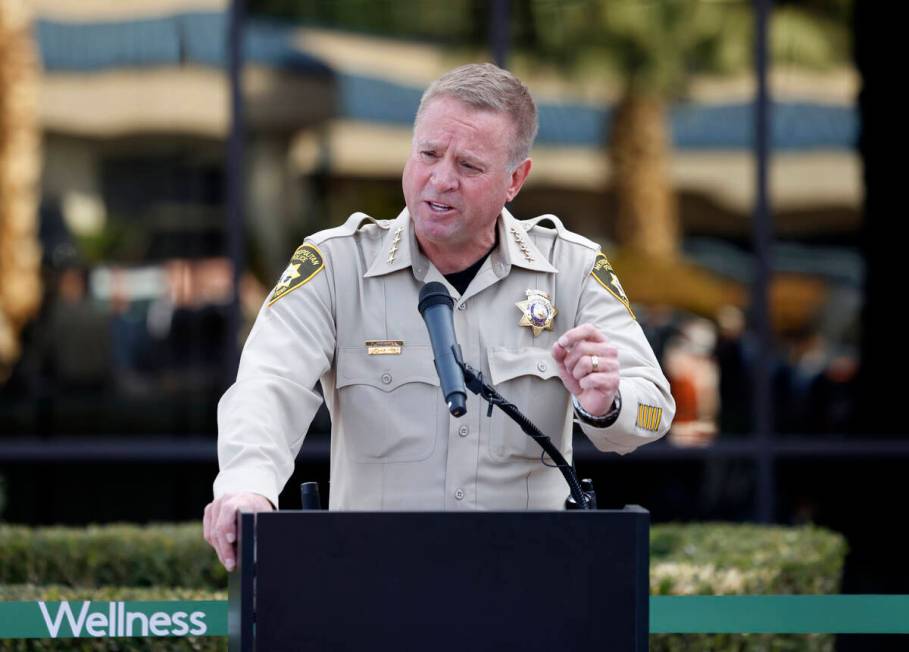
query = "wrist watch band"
xmin=572 ymin=390 xmax=622 ymax=428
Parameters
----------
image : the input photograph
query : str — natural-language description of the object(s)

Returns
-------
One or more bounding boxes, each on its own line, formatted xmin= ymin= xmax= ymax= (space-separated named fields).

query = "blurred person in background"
xmin=664 ymin=316 xmax=719 ymax=447
xmin=41 ymin=264 xmax=111 ymax=394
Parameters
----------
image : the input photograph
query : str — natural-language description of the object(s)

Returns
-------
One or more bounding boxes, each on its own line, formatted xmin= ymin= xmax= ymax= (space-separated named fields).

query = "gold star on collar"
xmin=386 ymin=226 xmax=404 ymax=263
xmin=516 ymin=289 xmax=557 ymax=336
xmin=510 ymin=227 xmax=535 ymax=263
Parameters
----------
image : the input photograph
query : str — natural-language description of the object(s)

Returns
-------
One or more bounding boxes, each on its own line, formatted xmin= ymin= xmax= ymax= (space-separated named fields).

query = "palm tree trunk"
xmin=608 ymin=93 xmax=680 ymax=261
xmin=0 ymin=0 xmax=42 ymax=379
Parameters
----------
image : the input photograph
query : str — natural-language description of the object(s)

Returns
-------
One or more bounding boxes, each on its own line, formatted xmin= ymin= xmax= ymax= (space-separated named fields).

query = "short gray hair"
xmin=415 ymin=63 xmax=538 ymax=170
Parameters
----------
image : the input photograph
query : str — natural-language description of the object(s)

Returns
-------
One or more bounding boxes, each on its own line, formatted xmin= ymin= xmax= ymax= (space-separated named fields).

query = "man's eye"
xmin=461 ymin=162 xmax=479 ymax=171
xmin=421 ymin=151 xmax=438 ymax=159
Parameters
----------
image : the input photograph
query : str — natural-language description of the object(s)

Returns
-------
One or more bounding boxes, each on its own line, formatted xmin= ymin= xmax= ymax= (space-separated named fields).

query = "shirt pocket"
xmin=486 ymin=346 xmax=571 ymax=460
xmin=336 ymin=345 xmax=440 ymax=463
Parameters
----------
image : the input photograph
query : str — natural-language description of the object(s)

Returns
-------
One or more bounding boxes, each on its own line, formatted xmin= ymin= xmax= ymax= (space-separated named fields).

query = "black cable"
xmin=457 ymin=355 xmax=592 ymax=509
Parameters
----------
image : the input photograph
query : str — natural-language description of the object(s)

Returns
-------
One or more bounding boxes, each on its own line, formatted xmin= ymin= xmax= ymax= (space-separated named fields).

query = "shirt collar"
xmin=497 ymin=207 xmax=558 ymax=274
xmin=364 ymin=206 xmax=557 ymax=279
xmin=364 ymin=209 xmax=427 ymax=279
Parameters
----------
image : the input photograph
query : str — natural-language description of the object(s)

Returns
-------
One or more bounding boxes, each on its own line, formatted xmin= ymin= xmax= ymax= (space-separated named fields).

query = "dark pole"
xmin=489 ymin=0 xmax=510 ymax=68
xmin=225 ymin=0 xmax=246 ymax=386
xmin=752 ymin=0 xmax=775 ymax=523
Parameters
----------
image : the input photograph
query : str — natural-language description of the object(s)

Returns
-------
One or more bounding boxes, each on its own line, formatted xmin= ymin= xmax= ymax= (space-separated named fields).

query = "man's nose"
xmin=430 ymin=161 xmax=458 ymax=192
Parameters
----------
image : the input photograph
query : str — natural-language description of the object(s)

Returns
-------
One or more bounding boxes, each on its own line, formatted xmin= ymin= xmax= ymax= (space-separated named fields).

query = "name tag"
xmin=365 ymin=340 xmax=404 ymax=355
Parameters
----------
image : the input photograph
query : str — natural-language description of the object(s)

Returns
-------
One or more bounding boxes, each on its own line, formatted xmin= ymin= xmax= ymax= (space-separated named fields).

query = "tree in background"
xmin=523 ymin=0 xmax=851 ymax=262
xmin=509 ymin=0 xmax=850 ymax=323
xmin=0 ymin=0 xmax=42 ymax=381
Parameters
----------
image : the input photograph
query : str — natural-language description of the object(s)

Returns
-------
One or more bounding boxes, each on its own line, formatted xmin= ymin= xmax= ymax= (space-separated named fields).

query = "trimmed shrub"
xmin=0 ymin=524 xmax=225 ymax=589
xmin=0 ymin=585 xmax=224 ymax=601
xmin=650 ymin=523 xmax=846 ymax=595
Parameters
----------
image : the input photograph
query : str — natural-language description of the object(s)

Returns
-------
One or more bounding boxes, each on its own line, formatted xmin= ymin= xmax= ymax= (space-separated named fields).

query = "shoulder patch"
xmin=268 ymin=243 xmax=324 ymax=306
xmin=591 ymin=252 xmax=636 ymax=320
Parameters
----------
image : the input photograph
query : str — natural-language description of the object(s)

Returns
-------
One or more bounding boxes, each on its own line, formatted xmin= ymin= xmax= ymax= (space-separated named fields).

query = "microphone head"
xmin=418 ymin=281 xmax=454 ymax=315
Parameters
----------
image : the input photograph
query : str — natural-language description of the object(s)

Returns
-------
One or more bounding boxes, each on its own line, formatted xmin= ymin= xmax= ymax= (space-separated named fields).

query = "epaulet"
xmin=521 ymin=214 xmax=599 ymax=251
xmin=307 ymin=212 xmax=392 ymax=245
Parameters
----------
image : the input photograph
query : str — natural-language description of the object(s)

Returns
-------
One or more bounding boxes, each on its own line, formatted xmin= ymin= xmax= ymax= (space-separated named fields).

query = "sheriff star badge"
xmin=516 ymin=289 xmax=557 ymax=336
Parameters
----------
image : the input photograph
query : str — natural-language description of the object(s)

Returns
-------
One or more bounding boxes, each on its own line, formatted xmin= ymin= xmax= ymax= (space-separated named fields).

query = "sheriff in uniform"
xmin=204 ymin=63 xmax=675 ymax=572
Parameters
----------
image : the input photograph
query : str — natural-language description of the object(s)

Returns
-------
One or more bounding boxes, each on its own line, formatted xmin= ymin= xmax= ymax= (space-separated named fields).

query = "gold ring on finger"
xmin=591 ymin=355 xmax=599 ymax=372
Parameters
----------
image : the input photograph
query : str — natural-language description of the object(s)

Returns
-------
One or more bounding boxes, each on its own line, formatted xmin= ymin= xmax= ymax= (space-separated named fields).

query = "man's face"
xmin=402 ymin=95 xmax=529 ymax=250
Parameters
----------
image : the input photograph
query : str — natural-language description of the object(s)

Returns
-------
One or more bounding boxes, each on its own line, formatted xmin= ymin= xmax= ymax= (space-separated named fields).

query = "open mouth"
xmin=426 ymin=201 xmax=455 ymax=213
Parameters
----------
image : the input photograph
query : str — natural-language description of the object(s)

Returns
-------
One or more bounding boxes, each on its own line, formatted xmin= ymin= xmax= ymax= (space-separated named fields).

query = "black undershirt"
xmin=443 ymin=232 xmax=498 ymax=295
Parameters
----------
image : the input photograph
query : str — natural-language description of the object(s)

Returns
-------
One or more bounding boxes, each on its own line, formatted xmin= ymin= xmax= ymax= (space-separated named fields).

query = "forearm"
xmin=578 ymin=374 xmax=675 ymax=454
xmin=214 ymin=375 xmax=324 ymax=507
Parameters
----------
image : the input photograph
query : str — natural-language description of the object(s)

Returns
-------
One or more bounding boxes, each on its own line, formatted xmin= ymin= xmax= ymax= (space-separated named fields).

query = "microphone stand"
xmin=452 ymin=347 xmax=596 ymax=511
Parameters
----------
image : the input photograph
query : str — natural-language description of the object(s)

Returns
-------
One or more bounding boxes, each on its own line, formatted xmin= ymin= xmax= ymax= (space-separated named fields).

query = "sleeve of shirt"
xmin=573 ymin=261 xmax=675 ymax=455
xmin=213 ymin=242 xmax=336 ymax=507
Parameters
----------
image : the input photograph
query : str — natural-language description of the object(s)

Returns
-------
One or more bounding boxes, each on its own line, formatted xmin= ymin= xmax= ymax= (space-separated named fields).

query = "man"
xmin=204 ymin=63 xmax=674 ymax=571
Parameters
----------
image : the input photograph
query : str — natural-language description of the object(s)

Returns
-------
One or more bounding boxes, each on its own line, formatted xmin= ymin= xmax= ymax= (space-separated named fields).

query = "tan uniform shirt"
xmin=214 ymin=208 xmax=675 ymax=510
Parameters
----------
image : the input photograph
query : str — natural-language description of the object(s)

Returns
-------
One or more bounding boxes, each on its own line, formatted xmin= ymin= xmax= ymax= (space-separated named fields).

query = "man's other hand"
xmin=552 ymin=323 xmax=620 ymax=418
xmin=203 ymin=493 xmax=274 ymax=572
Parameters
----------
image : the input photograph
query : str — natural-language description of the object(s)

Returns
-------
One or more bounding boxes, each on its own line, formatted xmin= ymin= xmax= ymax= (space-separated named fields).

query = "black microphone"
xmin=417 ymin=282 xmax=467 ymax=417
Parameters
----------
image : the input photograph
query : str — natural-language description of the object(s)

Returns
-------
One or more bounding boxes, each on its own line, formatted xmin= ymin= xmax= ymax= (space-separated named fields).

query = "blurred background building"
xmin=0 ymin=1 xmax=901 ymax=646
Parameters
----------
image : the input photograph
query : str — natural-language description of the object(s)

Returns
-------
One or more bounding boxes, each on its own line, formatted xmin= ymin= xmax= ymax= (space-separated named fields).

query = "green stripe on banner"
xmin=650 ymin=595 xmax=909 ymax=634
xmin=1 ymin=596 xmax=908 ymax=639
xmin=0 ymin=601 xmax=226 ymax=639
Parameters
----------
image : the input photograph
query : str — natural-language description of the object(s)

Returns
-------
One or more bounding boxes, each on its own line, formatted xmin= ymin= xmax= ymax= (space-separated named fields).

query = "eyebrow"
xmin=416 ymin=139 xmax=441 ymax=152
xmin=416 ymin=140 xmax=486 ymax=166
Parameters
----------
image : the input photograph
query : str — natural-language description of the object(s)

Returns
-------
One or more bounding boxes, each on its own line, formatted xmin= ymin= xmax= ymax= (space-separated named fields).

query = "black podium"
xmin=229 ymin=507 xmax=649 ymax=651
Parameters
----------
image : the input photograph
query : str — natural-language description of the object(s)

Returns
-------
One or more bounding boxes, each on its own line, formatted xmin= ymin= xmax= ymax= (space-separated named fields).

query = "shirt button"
xmin=381 ymin=373 xmax=392 ymax=385
xmin=455 ymin=489 xmax=465 ymax=500
xmin=457 ymin=302 xmax=467 ymax=311
xmin=458 ymin=425 xmax=469 ymax=437
xmin=537 ymin=361 xmax=548 ymax=372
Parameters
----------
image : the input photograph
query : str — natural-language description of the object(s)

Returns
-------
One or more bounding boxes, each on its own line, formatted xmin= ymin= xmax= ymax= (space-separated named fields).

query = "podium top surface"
xmin=251 ymin=505 xmax=649 ymax=517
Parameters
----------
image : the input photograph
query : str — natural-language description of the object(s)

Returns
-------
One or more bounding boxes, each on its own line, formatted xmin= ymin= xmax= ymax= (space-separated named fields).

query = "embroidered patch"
xmin=268 ymin=243 xmax=324 ymax=306
xmin=591 ymin=252 xmax=635 ymax=320
xmin=636 ymin=404 xmax=663 ymax=432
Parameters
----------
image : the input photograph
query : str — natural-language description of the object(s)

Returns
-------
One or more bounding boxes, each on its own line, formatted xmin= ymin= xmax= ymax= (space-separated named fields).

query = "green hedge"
xmin=0 ymin=521 xmax=847 ymax=651
xmin=0 ymin=524 xmax=225 ymax=589
xmin=1 ymin=636 xmax=224 ymax=651
xmin=0 ymin=585 xmax=224 ymax=601
xmin=650 ymin=523 xmax=847 ymax=595
xmin=1 ymin=521 xmax=846 ymax=594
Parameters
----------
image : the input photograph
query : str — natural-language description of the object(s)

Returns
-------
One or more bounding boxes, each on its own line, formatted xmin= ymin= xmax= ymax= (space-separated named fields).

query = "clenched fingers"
xmin=202 ymin=493 xmax=273 ymax=572
xmin=557 ymin=324 xmax=607 ymax=351
xmin=571 ymin=354 xmax=619 ymax=381
xmin=578 ymin=371 xmax=620 ymax=395
xmin=563 ymin=343 xmax=617 ymax=376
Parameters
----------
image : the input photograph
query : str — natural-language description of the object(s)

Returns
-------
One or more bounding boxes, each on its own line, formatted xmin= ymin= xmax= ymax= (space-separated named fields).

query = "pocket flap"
xmin=336 ymin=345 xmax=439 ymax=391
xmin=487 ymin=346 xmax=559 ymax=385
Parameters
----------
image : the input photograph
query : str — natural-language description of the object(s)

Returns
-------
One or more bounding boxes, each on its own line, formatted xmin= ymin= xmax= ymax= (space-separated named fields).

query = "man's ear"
xmin=505 ymin=158 xmax=532 ymax=202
